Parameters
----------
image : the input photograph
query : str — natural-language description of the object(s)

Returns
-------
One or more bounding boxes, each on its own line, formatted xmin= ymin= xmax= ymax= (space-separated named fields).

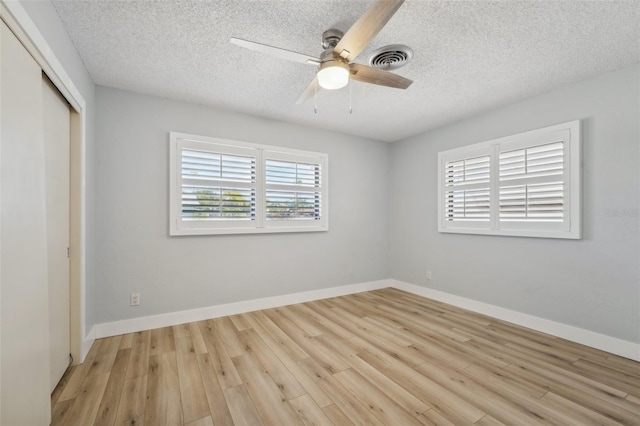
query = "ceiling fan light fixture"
xmin=317 ymin=60 xmax=350 ymax=90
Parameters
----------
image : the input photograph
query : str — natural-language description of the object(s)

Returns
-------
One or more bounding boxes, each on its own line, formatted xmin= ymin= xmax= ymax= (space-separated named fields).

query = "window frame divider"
xmin=490 ymin=144 xmax=500 ymax=230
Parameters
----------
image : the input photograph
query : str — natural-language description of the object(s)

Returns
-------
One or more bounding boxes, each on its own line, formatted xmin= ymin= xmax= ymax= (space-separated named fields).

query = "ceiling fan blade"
xmin=349 ymin=63 xmax=412 ymax=89
xmin=231 ymin=38 xmax=321 ymax=65
xmin=296 ymin=77 xmax=321 ymax=104
xmin=333 ymin=0 xmax=405 ymax=62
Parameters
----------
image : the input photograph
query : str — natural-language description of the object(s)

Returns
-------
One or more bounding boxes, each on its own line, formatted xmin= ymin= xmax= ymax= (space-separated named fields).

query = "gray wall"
xmin=390 ymin=65 xmax=640 ymax=343
xmin=94 ymin=86 xmax=390 ymax=324
xmin=20 ymin=0 xmax=98 ymax=331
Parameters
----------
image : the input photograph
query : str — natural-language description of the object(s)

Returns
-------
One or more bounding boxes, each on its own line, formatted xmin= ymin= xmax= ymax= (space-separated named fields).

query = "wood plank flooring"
xmin=51 ymin=288 xmax=640 ymax=425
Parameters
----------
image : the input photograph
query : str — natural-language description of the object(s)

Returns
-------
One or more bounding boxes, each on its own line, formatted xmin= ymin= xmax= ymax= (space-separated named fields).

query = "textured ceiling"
xmin=52 ymin=0 xmax=640 ymax=142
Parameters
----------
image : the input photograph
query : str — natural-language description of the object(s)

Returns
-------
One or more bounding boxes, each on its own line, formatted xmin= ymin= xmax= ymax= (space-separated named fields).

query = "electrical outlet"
xmin=427 ymin=271 xmax=432 ymax=280
xmin=130 ymin=293 xmax=140 ymax=306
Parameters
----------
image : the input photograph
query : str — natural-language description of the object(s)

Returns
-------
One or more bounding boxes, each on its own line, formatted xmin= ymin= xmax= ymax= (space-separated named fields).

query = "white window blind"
xmin=444 ymin=155 xmax=491 ymax=222
xmin=438 ymin=121 xmax=580 ymax=239
xmin=181 ymin=150 xmax=256 ymax=221
xmin=499 ymin=141 xmax=564 ymax=223
xmin=265 ymin=159 xmax=322 ymax=221
xmin=170 ymin=133 xmax=328 ymax=236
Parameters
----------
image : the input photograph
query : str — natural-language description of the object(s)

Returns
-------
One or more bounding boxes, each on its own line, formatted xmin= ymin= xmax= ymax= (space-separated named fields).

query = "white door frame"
xmin=0 ymin=0 xmax=90 ymax=362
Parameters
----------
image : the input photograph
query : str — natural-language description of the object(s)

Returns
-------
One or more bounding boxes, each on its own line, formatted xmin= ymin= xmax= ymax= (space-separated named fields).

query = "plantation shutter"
xmin=437 ymin=121 xmax=579 ymax=239
xmin=177 ymin=139 xmax=257 ymax=230
xmin=170 ymin=132 xmax=329 ymax=235
xmin=181 ymin=150 xmax=256 ymax=220
xmin=264 ymin=156 xmax=323 ymax=222
xmin=499 ymin=140 xmax=566 ymax=227
xmin=443 ymin=154 xmax=491 ymax=224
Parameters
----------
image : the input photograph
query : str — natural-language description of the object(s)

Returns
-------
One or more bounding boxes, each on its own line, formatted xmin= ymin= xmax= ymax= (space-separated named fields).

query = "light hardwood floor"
xmin=51 ymin=288 xmax=640 ymax=425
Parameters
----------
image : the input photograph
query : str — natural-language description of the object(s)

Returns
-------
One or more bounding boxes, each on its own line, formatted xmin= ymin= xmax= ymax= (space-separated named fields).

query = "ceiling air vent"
xmin=368 ymin=45 xmax=413 ymax=70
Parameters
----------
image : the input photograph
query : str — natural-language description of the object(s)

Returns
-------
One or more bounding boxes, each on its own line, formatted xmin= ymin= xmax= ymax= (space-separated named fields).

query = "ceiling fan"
xmin=230 ymin=0 xmax=413 ymax=104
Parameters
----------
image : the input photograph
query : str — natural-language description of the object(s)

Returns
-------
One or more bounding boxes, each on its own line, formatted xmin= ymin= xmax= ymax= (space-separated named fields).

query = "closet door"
xmin=0 ymin=19 xmax=52 ymax=425
xmin=43 ymin=76 xmax=71 ymax=392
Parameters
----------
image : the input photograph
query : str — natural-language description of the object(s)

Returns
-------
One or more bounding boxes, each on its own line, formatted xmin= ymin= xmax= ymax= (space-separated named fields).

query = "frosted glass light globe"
xmin=317 ymin=61 xmax=349 ymax=90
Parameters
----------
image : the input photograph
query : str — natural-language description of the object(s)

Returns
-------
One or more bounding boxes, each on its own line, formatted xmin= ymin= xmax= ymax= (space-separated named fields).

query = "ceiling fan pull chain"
xmin=349 ymin=72 xmax=353 ymax=114
xmin=314 ymin=78 xmax=318 ymax=114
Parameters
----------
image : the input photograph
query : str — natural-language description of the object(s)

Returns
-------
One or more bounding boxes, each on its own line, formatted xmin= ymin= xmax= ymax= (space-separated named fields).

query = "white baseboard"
xmin=93 ymin=279 xmax=392 ymax=339
xmin=86 ymin=278 xmax=639 ymax=362
xmin=391 ymin=280 xmax=640 ymax=362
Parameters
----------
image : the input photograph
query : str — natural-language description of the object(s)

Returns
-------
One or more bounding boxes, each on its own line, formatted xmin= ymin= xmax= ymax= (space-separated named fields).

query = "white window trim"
xmin=438 ymin=120 xmax=581 ymax=239
xmin=170 ymin=132 xmax=328 ymax=236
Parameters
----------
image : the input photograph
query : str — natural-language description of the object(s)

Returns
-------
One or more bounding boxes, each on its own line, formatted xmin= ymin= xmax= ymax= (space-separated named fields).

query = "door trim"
xmin=1 ymin=1 xmax=89 ymax=362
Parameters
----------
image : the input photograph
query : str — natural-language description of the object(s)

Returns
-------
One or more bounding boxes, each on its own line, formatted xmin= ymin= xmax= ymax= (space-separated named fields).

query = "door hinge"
xmin=67 ymin=247 xmax=70 ymax=258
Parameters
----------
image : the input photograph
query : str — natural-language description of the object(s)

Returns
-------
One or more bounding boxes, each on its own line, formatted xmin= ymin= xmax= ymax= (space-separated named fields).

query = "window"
xmin=264 ymin=156 xmax=323 ymax=224
xmin=438 ymin=120 xmax=581 ymax=239
xmin=170 ymin=132 xmax=328 ymax=235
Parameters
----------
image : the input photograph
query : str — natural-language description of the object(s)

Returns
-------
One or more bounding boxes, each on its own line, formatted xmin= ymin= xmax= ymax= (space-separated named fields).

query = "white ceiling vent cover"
xmin=369 ymin=45 xmax=413 ymax=70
